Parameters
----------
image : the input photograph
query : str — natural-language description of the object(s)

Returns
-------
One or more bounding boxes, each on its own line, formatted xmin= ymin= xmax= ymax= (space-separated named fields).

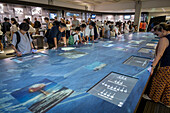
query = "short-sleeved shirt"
xmin=28 ymin=25 xmax=36 ymax=33
xmin=85 ymin=25 xmax=94 ymax=37
xmin=104 ymin=25 xmax=110 ymax=32
xmin=72 ymin=20 xmax=79 ymax=30
xmin=0 ymin=25 xmax=3 ymax=35
xmin=72 ymin=32 xmax=79 ymax=43
xmin=79 ymin=31 xmax=85 ymax=38
xmin=66 ymin=24 xmax=71 ymax=30
xmin=114 ymin=27 xmax=119 ymax=34
xmin=48 ymin=25 xmax=65 ymax=44
xmin=124 ymin=24 xmax=129 ymax=33
xmin=12 ymin=31 xmax=32 ymax=54
xmin=11 ymin=24 xmax=18 ymax=33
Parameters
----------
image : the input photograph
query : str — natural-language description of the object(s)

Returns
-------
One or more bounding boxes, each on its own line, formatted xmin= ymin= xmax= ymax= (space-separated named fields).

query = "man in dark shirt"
xmin=2 ymin=18 xmax=11 ymax=44
xmin=52 ymin=16 xmax=60 ymax=26
xmin=48 ymin=22 xmax=67 ymax=49
xmin=34 ymin=17 xmax=41 ymax=34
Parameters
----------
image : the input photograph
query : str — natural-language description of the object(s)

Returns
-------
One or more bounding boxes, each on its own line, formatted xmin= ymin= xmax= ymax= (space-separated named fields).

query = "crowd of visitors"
xmin=0 ymin=14 xmax=169 ymax=108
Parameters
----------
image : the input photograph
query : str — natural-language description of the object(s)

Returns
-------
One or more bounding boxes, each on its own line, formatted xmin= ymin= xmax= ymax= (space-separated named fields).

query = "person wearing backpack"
xmin=79 ymin=24 xmax=86 ymax=42
xmin=11 ymin=23 xmax=35 ymax=57
xmin=69 ymin=27 xmax=81 ymax=45
xmin=85 ymin=22 xmax=95 ymax=42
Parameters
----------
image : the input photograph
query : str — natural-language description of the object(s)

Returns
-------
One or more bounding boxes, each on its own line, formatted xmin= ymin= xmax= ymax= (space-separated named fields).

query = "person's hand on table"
xmin=32 ymin=49 xmax=37 ymax=53
xmin=64 ymin=44 xmax=67 ymax=47
xmin=16 ymin=51 xmax=22 ymax=57
xmin=52 ymin=47 xmax=58 ymax=50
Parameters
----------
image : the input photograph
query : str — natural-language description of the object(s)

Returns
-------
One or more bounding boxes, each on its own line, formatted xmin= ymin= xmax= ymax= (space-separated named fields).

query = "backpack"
xmin=68 ymin=33 xmax=76 ymax=45
xmin=15 ymin=31 xmax=30 ymax=49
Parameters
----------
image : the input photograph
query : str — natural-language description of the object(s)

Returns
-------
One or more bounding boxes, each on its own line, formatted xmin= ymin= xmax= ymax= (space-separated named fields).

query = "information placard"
xmin=123 ymin=56 xmax=150 ymax=68
xmin=138 ymin=48 xmax=155 ymax=54
xmin=58 ymin=50 xmax=88 ymax=59
xmin=88 ymin=72 xmax=138 ymax=107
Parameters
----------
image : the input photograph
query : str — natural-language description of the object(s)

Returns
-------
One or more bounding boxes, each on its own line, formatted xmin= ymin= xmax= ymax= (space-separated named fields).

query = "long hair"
xmin=154 ymin=24 xmax=170 ymax=32
xmin=11 ymin=18 xmax=19 ymax=27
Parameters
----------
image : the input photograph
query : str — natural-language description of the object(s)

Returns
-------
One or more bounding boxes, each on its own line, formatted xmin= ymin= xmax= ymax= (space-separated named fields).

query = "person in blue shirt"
xmin=48 ymin=22 xmax=67 ymax=49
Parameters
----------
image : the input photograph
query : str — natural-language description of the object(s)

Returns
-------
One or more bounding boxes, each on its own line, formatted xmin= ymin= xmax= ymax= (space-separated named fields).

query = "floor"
xmin=0 ymin=47 xmax=15 ymax=59
xmin=137 ymin=98 xmax=170 ymax=113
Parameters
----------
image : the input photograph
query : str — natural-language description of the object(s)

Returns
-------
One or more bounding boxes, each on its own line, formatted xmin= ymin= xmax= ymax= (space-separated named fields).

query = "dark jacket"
xmin=2 ymin=22 xmax=11 ymax=34
xmin=34 ymin=21 xmax=41 ymax=28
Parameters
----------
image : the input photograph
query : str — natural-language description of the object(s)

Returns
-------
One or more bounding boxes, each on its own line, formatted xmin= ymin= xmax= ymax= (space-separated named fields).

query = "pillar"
xmin=134 ymin=0 xmax=142 ymax=32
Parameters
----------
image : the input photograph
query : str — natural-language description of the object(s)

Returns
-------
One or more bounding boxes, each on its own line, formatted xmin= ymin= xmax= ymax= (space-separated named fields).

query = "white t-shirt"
xmin=28 ymin=25 xmax=36 ymax=33
xmin=85 ymin=25 xmax=94 ymax=37
xmin=104 ymin=25 xmax=110 ymax=32
xmin=114 ymin=26 xmax=119 ymax=34
xmin=66 ymin=24 xmax=71 ymax=30
xmin=0 ymin=25 xmax=3 ymax=35
xmin=124 ymin=24 xmax=129 ymax=34
xmin=79 ymin=31 xmax=85 ymax=37
xmin=72 ymin=32 xmax=79 ymax=43
xmin=11 ymin=24 xmax=18 ymax=33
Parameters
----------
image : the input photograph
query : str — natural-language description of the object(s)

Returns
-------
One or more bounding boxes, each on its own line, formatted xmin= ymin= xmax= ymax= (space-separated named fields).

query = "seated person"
xmin=72 ymin=27 xmax=81 ymax=44
xmin=11 ymin=23 xmax=35 ymax=57
xmin=79 ymin=24 xmax=86 ymax=42
xmin=85 ymin=22 xmax=95 ymax=42
xmin=48 ymin=23 xmax=67 ymax=49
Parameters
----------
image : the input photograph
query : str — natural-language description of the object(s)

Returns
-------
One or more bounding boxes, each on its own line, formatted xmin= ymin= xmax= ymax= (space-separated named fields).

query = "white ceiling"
xmin=55 ymin=0 xmax=170 ymax=13
xmin=142 ymin=7 xmax=170 ymax=13
xmin=19 ymin=0 xmax=170 ymax=13
xmin=56 ymin=0 xmax=135 ymax=5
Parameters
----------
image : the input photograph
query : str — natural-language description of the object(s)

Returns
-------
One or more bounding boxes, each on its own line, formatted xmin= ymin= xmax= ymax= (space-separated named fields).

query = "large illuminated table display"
xmin=0 ymin=33 xmax=157 ymax=113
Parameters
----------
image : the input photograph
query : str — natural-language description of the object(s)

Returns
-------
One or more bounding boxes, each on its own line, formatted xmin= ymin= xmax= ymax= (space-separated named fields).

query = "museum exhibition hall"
xmin=0 ymin=0 xmax=170 ymax=113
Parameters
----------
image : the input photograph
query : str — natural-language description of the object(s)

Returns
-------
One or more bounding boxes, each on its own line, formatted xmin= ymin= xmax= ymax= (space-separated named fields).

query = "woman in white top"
xmin=102 ymin=22 xmax=110 ymax=38
xmin=11 ymin=18 xmax=19 ymax=40
xmin=124 ymin=23 xmax=129 ymax=34
xmin=66 ymin=20 xmax=71 ymax=43
xmin=23 ymin=19 xmax=36 ymax=35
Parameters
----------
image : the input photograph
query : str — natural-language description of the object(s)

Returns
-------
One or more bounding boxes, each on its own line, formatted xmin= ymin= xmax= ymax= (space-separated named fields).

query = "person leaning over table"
xmin=148 ymin=23 xmax=170 ymax=107
xmin=47 ymin=22 xmax=67 ymax=49
xmin=85 ymin=22 xmax=95 ymax=43
xmin=11 ymin=23 xmax=36 ymax=57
